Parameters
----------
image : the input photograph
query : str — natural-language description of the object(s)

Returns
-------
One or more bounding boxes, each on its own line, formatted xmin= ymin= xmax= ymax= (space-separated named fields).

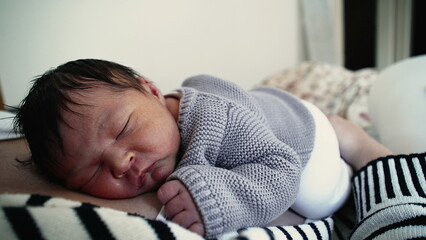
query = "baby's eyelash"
xmin=117 ymin=117 xmax=130 ymax=139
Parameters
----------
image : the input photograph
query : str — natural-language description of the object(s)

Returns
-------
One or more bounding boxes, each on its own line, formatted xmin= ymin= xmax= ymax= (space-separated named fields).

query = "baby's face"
xmin=54 ymin=83 xmax=180 ymax=199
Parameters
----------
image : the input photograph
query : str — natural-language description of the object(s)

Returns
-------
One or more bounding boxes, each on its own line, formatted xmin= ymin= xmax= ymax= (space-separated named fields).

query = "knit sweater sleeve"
xmin=170 ymin=88 xmax=303 ymax=238
xmin=350 ymin=152 xmax=426 ymax=240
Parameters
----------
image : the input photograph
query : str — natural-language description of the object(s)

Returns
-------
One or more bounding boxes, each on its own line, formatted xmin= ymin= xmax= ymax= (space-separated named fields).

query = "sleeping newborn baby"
xmin=14 ymin=59 xmax=352 ymax=238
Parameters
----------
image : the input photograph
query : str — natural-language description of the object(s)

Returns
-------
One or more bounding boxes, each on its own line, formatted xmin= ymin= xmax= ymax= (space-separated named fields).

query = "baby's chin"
xmin=81 ymin=185 xmax=145 ymax=200
xmin=83 ymin=190 xmax=136 ymax=199
xmin=151 ymin=166 xmax=172 ymax=183
xmin=142 ymin=168 xmax=174 ymax=194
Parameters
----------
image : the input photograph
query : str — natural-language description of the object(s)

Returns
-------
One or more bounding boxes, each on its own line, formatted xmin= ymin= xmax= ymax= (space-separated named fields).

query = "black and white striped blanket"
xmin=1 ymin=193 xmax=349 ymax=240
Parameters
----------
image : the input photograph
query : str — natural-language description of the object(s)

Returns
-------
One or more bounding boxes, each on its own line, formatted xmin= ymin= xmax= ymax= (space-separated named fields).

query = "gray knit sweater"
xmin=169 ymin=75 xmax=316 ymax=238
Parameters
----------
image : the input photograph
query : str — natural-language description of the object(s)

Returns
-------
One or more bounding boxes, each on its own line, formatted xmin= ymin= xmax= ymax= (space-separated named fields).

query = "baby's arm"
xmin=328 ymin=115 xmax=392 ymax=170
xmin=157 ymin=180 xmax=204 ymax=236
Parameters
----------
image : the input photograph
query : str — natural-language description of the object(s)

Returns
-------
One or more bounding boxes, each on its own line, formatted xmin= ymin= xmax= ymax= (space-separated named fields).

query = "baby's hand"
xmin=157 ymin=180 xmax=205 ymax=236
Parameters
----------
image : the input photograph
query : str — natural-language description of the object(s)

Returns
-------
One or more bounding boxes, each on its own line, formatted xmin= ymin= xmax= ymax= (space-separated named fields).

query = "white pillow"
xmin=368 ymin=55 xmax=426 ymax=154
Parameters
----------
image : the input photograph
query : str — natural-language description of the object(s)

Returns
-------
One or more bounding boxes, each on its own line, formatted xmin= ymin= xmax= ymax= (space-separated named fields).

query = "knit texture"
xmin=169 ymin=75 xmax=316 ymax=238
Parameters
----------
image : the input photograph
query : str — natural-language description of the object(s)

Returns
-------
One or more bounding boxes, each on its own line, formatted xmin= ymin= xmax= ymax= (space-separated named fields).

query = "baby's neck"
xmin=164 ymin=93 xmax=181 ymax=122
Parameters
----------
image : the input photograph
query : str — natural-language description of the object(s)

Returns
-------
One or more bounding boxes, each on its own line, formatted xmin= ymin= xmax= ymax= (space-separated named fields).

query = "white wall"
xmin=0 ymin=0 xmax=302 ymax=107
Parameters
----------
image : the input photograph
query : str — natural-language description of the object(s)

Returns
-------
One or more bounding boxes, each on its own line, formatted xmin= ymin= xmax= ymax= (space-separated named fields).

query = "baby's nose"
xmin=108 ymin=151 xmax=135 ymax=178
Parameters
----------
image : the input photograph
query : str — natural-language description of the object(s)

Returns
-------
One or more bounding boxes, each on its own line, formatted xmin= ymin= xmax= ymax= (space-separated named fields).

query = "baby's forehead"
xmin=60 ymin=84 xmax=130 ymax=123
xmin=65 ymin=84 xmax=120 ymax=104
xmin=59 ymin=88 xmax=107 ymax=121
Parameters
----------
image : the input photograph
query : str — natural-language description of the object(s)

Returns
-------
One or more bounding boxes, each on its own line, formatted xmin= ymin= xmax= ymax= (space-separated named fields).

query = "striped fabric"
xmin=351 ymin=153 xmax=426 ymax=240
xmin=0 ymin=194 xmax=203 ymax=240
xmin=0 ymin=193 xmax=333 ymax=240
xmin=1 ymin=153 xmax=425 ymax=240
xmin=217 ymin=218 xmax=334 ymax=240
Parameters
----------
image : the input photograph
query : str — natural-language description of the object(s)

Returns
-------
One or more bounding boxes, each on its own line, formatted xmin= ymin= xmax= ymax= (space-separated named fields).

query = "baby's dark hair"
xmin=13 ymin=59 xmax=147 ymax=180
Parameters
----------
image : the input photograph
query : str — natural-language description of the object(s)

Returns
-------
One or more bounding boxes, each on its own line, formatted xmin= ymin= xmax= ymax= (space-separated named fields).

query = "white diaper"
xmin=268 ymin=100 xmax=353 ymax=225
xmin=291 ymin=100 xmax=352 ymax=219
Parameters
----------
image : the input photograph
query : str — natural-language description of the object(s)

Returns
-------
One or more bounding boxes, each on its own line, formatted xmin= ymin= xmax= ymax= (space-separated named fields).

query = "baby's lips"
xmin=137 ymin=173 xmax=147 ymax=188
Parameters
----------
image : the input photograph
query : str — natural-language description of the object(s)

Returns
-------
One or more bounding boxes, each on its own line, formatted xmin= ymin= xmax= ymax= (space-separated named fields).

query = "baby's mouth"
xmin=137 ymin=163 xmax=157 ymax=189
xmin=137 ymin=173 xmax=147 ymax=189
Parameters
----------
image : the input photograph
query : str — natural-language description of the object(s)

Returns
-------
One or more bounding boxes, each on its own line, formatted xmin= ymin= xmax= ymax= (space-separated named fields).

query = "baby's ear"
xmin=136 ymin=77 xmax=162 ymax=98
xmin=136 ymin=76 xmax=149 ymax=85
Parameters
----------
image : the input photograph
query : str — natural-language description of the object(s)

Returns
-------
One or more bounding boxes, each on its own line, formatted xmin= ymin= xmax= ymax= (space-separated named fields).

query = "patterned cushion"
xmin=258 ymin=62 xmax=378 ymax=130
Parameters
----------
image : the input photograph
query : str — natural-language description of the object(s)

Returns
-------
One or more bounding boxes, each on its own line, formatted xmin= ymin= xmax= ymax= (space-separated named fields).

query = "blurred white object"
xmin=0 ymin=110 xmax=21 ymax=140
xmin=369 ymin=55 xmax=426 ymax=154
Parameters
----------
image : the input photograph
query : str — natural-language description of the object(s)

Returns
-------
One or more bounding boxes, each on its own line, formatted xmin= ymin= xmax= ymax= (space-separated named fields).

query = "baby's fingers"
xmin=157 ymin=180 xmax=182 ymax=204
xmin=188 ymin=222 xmax=205 ymax=236
xmin=163 ymin=193 xmax=187 ymax=218
xmin=172 ymin=210 xmax=204 ymax=235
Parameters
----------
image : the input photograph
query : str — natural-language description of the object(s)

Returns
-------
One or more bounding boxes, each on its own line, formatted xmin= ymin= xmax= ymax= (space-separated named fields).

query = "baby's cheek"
xmin=82 ymin=177 xmax=130 ymax=199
